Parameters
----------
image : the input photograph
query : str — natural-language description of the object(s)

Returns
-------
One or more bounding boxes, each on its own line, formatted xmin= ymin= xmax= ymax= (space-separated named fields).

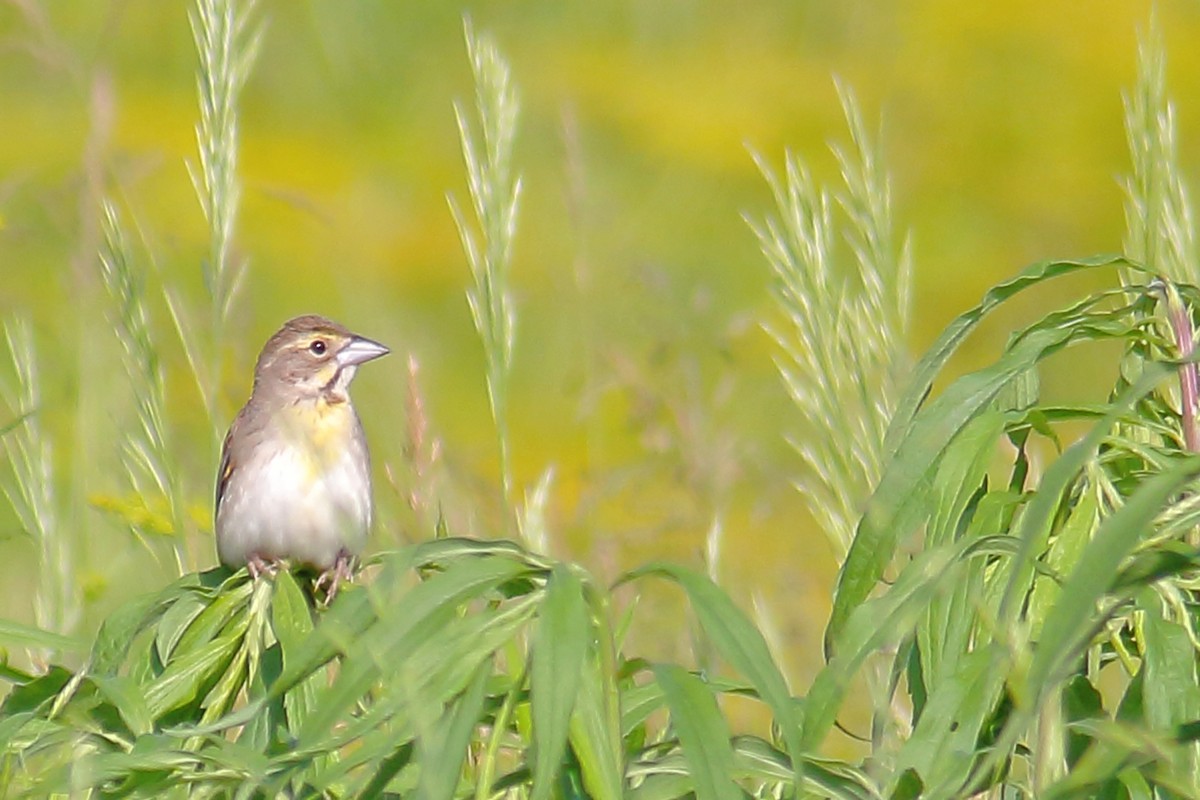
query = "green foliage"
xmin=12 ymin=261 xmax=1200 ymax=794
xmin=9 ymin=4 xmax=1200 ymax=800
xmin=12 ymin=228 xmax=1200 ymax=796
xmin=0 ymin=540 xmax=845 ymax=797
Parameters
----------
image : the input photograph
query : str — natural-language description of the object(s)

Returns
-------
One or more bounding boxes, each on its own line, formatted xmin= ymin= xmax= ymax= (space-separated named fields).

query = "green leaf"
xmin=890 ymin=646 xmax=1002 ymax=795
xmin=918 ymin=411 xmax=1008 ymax=688
xmin=296 ymin=553 xmax=532 ymax=746
xmin=92 ymin=574 xmax=203 ymax=674
xmin=831 ymin=259 xmax=1136 ymax=650
xmin=0 ymin=618 xmax=82 ymax=655
xmin=623 ymin=564 xmax=804 ymax=783
xmin=144 ymin=623 xmax=246 ymax=720
xmin=411 ymin=536 xmax=554 ymax=570
xmin=91 ymin=674 xmax=153 ymax=737
xmin=1 ymin=665 xmax=72 ymax=714
xmin=169 ymin=578 xmax=254 ymax=659
xmin=530 ymin=564 xmax=589 ymax=800
xmin=832 ymin=303 xmax=1137 ymax=651
xmin=154 ymin=590 xmax=209 ymax=664
xmin=417 ymin=662 xmax=490 ymax=800
xmin=621 ymin=679 xmax=665 ymax=738
xmin=568 ymin=593 xmax=624 ymax=800
xmin=270 ymin=570 xmax=313 ymax=654
xmin=1136 ymin=586 xmax=1200 ymax=773
xmin=356 ymin=741 xmax=415 ymax=799
xmin=653 ymin=664 xmax=741 ymax=800
xmin=271 ymin=569 xmax=317 ymax=737
xmin=1027 ymin=455 xmax=1200 ymax=696
xmin=804 ymin=536 xmax=974 ymax=751
xmin=886 ymin=256 xmax=1130 ymax=454
xmin=1026 ymin=486 xmax=1099 ymax=638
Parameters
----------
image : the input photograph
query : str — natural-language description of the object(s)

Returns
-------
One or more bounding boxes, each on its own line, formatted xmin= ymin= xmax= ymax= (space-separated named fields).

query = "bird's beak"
xmin=337 ymin=336 xmax=390 ymax=367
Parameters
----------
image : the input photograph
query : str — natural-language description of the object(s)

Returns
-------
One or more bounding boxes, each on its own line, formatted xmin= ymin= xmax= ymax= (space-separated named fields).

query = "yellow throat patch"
xmin=278 ymin=398 xmax=355 ymax=474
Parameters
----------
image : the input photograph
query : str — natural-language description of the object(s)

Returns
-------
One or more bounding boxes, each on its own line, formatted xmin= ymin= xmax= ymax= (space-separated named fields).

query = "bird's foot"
xmin=314 ymin=550 xmax=355 ymax=605
xmin=247 ymin=554 xmax=280 ymax=580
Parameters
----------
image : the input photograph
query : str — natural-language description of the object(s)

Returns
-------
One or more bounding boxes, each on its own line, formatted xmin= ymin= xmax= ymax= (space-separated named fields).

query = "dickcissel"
xmin=215 ymin=314 xmax=389 ymax=599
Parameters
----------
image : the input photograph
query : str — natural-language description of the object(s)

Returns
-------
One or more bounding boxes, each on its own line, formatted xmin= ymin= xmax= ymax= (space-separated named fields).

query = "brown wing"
xmin=215 ymin=420 xmax=238 ymax=516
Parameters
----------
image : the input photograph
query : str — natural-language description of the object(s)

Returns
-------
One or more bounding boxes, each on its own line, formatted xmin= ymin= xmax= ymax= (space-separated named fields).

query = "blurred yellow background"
xmin=2 ymin=0 xmax=1199 ymax=687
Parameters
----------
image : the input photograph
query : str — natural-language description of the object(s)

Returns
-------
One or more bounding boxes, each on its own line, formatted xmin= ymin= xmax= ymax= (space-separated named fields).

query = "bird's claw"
xmin=314 ymin=550 xmax=355 ymax=605
xmin=247 ymin=555 xmax=280 ymax=580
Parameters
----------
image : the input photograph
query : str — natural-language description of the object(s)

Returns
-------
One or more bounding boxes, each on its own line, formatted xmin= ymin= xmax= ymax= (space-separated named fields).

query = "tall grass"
xmin=749 ymin=82 xmax=912 ymax=559
xmin=180 ymin=0 xmax=260 ymax=434
xmin=188 ymin=0 xmax=258 ymax=333
xmin=1123 ymin=17 xmax=1197 ymax=285
xmin=749 ymin=83 xmax=915 ymax=762
xmin=449 ymin=19 xmax=523 ymax=533
xmin=98 ymin=200 xmax=189 ymax=574
xmin=86 ymin=0 xmax=260 ymax=576
xmin=0 ymin=319 xmax=78 ymax=644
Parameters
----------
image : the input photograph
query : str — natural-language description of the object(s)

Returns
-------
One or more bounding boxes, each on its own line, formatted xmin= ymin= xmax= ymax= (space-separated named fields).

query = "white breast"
xmin=216 ymin=431 xmax=371 ymax=570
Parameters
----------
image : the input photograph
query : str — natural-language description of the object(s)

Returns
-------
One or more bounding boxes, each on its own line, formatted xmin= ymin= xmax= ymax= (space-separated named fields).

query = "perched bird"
xmin=215 ymin=314 xmax=389 ymax=600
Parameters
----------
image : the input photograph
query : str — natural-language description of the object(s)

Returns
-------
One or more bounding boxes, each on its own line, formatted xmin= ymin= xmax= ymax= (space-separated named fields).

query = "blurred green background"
xmin=3 ymin=0 xmax=1200 ymax=686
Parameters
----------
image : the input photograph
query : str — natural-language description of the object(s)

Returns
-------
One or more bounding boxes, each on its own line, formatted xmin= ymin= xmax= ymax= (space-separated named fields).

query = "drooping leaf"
xmin=652 ymin=664 xmax=741 ymax=800
xmin=530 ymin=564 xmax=589 ymax=800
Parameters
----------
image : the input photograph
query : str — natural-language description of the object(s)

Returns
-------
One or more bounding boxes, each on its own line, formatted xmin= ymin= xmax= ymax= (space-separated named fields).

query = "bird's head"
xmin=253 ymin=314 xmax=389 ymax=404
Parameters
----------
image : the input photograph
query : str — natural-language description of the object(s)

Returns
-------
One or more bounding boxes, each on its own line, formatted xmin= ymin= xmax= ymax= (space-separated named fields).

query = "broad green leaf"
xmin=568 ymin=591 xmax=624 ymax=800
xmin=1026 ymin=485 xmax=1100 ymax=638
xmin=355 ymin=741 xmax=415 ymax=799
xmin=412 ymin=535 xmax=554 ymax=570
xmin=47 ymin=745 xmax=208 ymax=789
xmin=925 ymin=411 xmax=1007 ymax=550
xmin=91 ymin=673 xmax=153 ymax=736
xmin=0 ymin=618 xmax=81 ymax=655
xmin=144 ymin=624 xmax=246 ymax=719
xmin=886 ymin=256 xmax=1131 ymax=454
xmin=1041 ymin=718 xmax=1184 ymax=799
xmin=653 ymin=664 xmax=740 ymax=800
xmin=530 ymin=564 xmax=589 ymax=800
xmin=170 ymin=579 xmax=254 ymax=659
xmin=623 ymin=564 xmax=804 ymax=783
xmin=621 ymin=680 xmax=665 ymax=737
xmin=294 ymin=715 xmax=416 ymax=794
xmin=919 ymin=411 xmax=1008 ymax=688
xmin=92 ymin=574 xmax=204 ymax=674
xmin=0 ymin=666 xmax=72 ymax=715
xmin=997 ymin=363 xmax=1173 ymax=627
xmin=1137 ymin=587 xmax=1200 ymax=779
xmin=803 ymin=537 xmax=973 ymax=751
xmin=959 ymin=435 xmax=1200 ymax=792
xmin=832 ymin=305 xmax=1144 ymax=650
xmin=272 ymin=569 xmax=318 ymax=738
xmin=731 ymin=736 xmax=876 ymax=799
xmin=628 ymin=771 xmax=693 ymax=799
xmin=296 ymin=554 xmax=531 ymax=746
xmin=403 ymin=593 xmax=539 ymax=706
xmin=171 ymin=551 xmax=422 ymax=737
xmin=1027 ymin=455 xmax=1200 ymax=696
xmin=270 ymin=570 xmax=313 ymax=654
xmin=299 ymin=597 xmax=537 ymax=770
xmin=891 ymin=646 xmax=1002 ymax=796
xmin=154 ymin=590 xmax=209 ymax=664
xmin=417 ymin=662 xmax=489 ymax=800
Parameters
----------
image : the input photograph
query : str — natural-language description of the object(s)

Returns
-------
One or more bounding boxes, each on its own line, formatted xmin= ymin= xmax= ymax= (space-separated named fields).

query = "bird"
xmin=215 ymin=314 xmax=389 ymax=601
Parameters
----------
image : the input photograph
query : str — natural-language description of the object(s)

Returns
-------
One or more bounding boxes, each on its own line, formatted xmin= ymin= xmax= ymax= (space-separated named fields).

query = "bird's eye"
xmin=309 ymin=339 xmax=327 ymax=356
